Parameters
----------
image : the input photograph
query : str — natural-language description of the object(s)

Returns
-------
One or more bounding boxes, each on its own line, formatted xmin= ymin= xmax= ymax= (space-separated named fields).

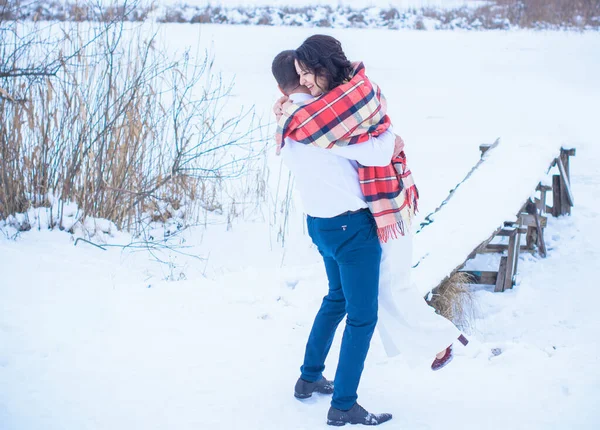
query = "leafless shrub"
xmin=415 ymin=17 xmax=427 ymax=30
xmin=1 ymin=0 xmax=263 ymax=234
xmin=382 ymin=8 xmax=400 ymax=21
xmin=256 ymin=13 xmax=272 ymax=26
xmin=190 ymin=9 xmax=211 ymax=24
xmin=3 ymin=0 xmax=600 ymax=29
xmin=495 ymin=0 xmax=600 ymax=28
xmin=158 ymin=8 xmax=187 ymax=24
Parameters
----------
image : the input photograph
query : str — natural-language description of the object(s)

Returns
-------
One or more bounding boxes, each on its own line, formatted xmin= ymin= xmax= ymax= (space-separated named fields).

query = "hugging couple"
xmin=271 ymin=34 xmax=468 ymax=427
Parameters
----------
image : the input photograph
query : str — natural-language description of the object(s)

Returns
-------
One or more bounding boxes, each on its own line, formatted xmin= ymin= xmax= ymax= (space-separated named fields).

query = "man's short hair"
xmin=272 ymin=50 xmax=299 ymax=93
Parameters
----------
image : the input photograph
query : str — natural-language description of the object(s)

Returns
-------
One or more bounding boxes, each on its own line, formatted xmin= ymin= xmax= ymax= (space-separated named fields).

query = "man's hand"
xmin=273 ymin=95 xmax=288 ymax=121
xmin=393 ymin=135 xmax=405 ymax=158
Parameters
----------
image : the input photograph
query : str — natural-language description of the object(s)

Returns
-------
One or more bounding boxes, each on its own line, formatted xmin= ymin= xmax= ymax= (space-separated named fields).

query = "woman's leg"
xmin=377 ymin=232 xmax=461 ymax=364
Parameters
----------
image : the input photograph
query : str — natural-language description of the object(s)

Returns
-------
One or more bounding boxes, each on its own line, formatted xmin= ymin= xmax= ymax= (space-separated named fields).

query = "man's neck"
xmin=288 ymin=90 xmax=313 ymax=102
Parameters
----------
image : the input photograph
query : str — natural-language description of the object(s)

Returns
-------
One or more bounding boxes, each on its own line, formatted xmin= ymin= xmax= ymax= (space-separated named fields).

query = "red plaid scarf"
xmin=276 ymin=63 xmax=419 ymax=242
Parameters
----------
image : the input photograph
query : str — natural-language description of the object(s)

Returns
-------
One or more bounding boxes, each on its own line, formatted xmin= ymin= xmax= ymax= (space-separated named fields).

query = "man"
xmin=271 ymin=50 xmax=396 ymax=427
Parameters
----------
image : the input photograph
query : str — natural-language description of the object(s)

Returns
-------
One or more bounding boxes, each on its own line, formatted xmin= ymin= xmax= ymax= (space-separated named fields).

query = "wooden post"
xmin=560 ymin=148 xmax=575 ymax=181
xmin=495 ymin=257 xmax=508 ymax=293
xmin=557 ymin=156 xmax=574 ymax=210
xmin=534 ymin=210 xmax=547 ymax=258
xmin=536 ymin=184 xmax=552 ymax=215
xmin=479 ymin=144 xmax=492 ymax=157
xmin=525 ymin=226 xmax=537 ymax=250
xmin=504 ymin=230 xmax=518 ymax=291
xmin=552 ymin=174 xmax=562 ymax=217
xmin=523 ymin=200 xmax=545 ymax=256
xmin=479 ymin=139 xmax=500 ymax=158
xmin=513 ymin=218 xmax=523 ymax=277
xmin=552 ymin=148 xmax=576 ymax=217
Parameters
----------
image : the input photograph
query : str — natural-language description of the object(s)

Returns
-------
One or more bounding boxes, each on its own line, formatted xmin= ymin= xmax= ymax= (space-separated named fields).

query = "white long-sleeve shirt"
xmin=280 ymin=92 xmax=395 ymax=218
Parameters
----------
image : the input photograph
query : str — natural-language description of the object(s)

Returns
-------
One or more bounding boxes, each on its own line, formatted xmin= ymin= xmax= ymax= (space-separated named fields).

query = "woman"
xmin=277 ymin=35 xmax=467 ymax=370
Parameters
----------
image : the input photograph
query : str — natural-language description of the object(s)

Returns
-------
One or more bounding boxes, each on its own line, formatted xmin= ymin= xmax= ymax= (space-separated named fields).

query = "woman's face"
xmin=295 ymin=59 xmax=328 ymax=97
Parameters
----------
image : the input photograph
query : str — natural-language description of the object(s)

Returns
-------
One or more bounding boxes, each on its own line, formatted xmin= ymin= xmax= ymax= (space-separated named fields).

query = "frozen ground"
xmin=1 ymin=25 xmax=599 ymax=429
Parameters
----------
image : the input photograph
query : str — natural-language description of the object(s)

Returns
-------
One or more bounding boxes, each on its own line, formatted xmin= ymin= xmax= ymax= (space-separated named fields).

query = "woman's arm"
xmin=275 ymin=93 xmax=404 ymax=166
xmin=328 ymin=128 xmax=398 ymax=167
xmin=273 ymin=95 xmax=288 ymax=121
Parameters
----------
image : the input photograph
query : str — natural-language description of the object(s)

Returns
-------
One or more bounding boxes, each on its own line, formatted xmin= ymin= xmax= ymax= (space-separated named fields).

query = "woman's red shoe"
xmin=431 ymin=346 xmax=453 ymax=371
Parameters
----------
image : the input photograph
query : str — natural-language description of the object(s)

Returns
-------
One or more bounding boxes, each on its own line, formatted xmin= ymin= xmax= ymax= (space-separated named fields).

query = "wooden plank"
xmin=557 ymin=156 xmax=574 ymax=208
xmin=536 ymin=184 xmax=553 ymax=192
xmin=504 ymin=229 xmax=518 ymax=291
xmin=519 ymin=213 xmax=547 ymax=228
xmin=495 ymin=257 xmax=508 ymax=292
xmin=484 ymin=244 xmax=534 ymax=252
xmin=496 ymin=228 xmax=518 ymax=237
xmin=460 ymin=270 xmax=498 ymax=285
xmin=552 ymin=175 xmax=562 ymax=217
xmin=562 ymin=147 xmax=577 ymax=157
xmin=480 ymin=245 xmax=535 ymax=254
xmin=502 ymin=223 xmax=528 ymax=235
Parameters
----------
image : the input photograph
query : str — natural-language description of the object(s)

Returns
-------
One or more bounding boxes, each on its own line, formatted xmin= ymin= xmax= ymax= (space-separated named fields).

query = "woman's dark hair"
xmin=295 ymin=35 xmax=353 ymax=93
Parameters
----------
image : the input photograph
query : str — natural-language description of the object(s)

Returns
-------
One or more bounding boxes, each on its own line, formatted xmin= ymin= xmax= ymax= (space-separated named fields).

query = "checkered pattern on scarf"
xmin=276 ymin=63 xmax=418 ymax=242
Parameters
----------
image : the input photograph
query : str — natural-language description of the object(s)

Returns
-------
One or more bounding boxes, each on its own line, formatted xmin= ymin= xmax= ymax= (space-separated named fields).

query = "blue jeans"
xmin=301 ymin=209 xmax=382 ymax=411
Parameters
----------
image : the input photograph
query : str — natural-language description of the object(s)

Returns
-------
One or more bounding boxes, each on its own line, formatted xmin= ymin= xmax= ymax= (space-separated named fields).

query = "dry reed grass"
xmin=428 ymin=271 xmax=477 ymax=332
xmin=1 ymin=3 xmax=263 ymax=234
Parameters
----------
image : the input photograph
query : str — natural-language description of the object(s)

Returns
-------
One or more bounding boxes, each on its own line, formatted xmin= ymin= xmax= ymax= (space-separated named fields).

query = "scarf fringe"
xmin=407 ymin=186 xmax=420 ymax=213
xmin=377 ymin=221 xmax=405 ymax=244
xmin=375 ymin=185 xmax=420 ymax=243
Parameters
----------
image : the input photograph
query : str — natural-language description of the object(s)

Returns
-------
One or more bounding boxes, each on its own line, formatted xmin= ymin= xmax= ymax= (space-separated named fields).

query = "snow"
xmin=2 ymin=24 xmax=600 ymax=429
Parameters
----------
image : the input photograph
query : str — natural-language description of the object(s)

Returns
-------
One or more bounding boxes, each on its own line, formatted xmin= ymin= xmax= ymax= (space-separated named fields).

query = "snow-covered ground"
xmin=1 ymin=25 xmax=600 ymax=429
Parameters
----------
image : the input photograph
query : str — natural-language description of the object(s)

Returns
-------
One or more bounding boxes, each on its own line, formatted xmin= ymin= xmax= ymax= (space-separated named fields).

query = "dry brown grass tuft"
xmin=428 ymin=272 xmax=476 ymax=332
